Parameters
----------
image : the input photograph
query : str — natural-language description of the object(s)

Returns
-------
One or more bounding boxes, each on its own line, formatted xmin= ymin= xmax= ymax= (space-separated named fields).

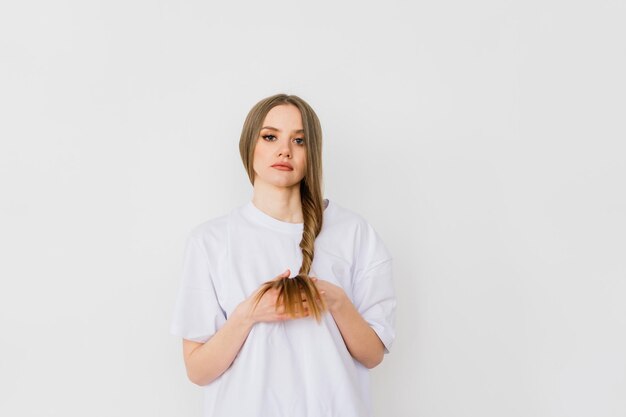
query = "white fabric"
xmin=170 ymin=198 xmax=396 ymax=417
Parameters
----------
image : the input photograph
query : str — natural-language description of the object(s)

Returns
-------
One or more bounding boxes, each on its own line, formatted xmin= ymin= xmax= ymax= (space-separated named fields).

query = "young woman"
xmin=170 ymin=93 xmax=396 ymax=417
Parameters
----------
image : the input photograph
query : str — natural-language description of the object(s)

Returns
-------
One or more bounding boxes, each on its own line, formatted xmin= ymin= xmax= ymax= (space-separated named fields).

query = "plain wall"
xmin=1 ymin=0 xmax=624 ymax=416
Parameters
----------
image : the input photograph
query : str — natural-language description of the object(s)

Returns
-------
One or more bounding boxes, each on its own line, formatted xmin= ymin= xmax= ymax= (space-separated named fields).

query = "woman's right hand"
xmin=233 ymin=268 xmax=310 ymax=325
xmin=183 ymin=268 xmax=307 ymax=386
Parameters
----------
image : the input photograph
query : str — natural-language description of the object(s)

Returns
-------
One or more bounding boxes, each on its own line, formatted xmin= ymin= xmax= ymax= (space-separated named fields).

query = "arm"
xmin=183 ymin=268 xmax=307 ymax=386
xmin=312 ymin=278 xmax=386 ymax=369
xmin=182 ymin=305 xmax=254 ymax=386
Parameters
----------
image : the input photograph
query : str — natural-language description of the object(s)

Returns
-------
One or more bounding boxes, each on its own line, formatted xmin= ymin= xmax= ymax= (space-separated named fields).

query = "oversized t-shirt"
xmin=169 ymin=198 xmax=396 ymax=417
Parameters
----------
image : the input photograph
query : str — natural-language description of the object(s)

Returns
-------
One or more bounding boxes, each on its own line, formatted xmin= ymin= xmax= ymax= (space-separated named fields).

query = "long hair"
xmin=239 ymin=93 xmax=327 ymax=322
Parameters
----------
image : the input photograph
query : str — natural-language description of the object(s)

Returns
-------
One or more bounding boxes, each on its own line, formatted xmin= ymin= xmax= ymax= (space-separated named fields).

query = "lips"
xmin=271 ymin=163 xmax=293 ymax=170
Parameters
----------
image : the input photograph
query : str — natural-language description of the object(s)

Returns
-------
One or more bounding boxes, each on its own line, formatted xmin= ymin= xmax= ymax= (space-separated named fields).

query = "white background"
xmin=1 ymin=1 xmax=625 ymax=416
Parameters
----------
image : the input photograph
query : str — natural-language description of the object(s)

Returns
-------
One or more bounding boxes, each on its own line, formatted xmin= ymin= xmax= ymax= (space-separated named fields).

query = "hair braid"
xmin=250 ymin=181 xmax=327 ymax=322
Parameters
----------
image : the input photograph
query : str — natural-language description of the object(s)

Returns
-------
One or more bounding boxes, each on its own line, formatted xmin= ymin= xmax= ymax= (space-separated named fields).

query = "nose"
xmin=277 ymin=141 xmax=291 ymax=158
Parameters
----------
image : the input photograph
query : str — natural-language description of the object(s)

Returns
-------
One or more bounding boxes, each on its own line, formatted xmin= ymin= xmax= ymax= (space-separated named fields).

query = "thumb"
xmin=275 ymin=268 xmax=290 ymax=279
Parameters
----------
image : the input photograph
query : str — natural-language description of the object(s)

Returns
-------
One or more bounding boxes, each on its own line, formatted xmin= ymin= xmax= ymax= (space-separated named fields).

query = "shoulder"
xmin=186 ymin=207 xmax=233 ymax=248
xmin=324 ymin=199 xmax=369 ymax=230
xmin=324 ymin=199 xmax=392 ymax=264
xmin=325 ymin=199 xmax=383 ymax=238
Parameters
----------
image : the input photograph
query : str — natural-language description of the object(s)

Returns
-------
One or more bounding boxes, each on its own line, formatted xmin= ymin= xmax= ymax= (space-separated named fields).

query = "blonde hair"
xmin=239 ymin=93 xmax=327 ymax=322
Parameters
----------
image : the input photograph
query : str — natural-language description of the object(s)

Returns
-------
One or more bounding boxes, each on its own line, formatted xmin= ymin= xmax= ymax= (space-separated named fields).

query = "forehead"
xmin=262 ymin=104 xmax=303 ymax=130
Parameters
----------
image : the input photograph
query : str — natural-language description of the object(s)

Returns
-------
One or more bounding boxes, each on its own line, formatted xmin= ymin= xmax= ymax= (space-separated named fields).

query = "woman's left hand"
xmin=310 ymin=277 xmax=348 ymax=313
xmin=310 ymin=276 xmax=385 ymax=368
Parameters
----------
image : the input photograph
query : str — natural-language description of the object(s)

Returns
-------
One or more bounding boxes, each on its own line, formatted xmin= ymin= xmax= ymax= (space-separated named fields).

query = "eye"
xmin=294 ymin=138 xmax=305 ymax=145
xmin=261 ymin=134 xmax=276 ymax=141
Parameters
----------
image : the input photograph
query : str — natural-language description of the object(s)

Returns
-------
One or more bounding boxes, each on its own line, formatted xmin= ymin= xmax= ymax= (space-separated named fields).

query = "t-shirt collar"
xmin=241 ymin=199 xmax=330 ymax=233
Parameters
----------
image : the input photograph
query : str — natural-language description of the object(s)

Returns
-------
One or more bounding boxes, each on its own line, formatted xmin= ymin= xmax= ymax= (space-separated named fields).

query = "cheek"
xmin=298 ymin=149 xmax=307 ymax=169
xmin=252 ymin=143 xmax=266 ymax=166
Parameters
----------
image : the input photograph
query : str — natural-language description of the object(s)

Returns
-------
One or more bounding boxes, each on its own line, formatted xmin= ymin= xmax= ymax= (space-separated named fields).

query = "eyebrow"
xmin=261 ymin=126 xmax=305 ymax=134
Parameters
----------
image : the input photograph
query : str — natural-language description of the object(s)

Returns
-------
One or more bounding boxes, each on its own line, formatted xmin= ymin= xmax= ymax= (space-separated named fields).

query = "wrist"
xmin=329 ymin=290 xmax=350 ymax=314
xmin=232 ymin=300 xmax=256 ymax=329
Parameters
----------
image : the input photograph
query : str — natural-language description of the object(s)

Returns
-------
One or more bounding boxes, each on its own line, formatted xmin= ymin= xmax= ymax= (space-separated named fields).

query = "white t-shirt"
xmin=170 ymin=198 xmax=396 ymax=417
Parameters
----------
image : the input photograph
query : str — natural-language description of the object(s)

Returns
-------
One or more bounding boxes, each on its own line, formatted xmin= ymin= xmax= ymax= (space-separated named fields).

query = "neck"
xmin=252 ymin=181 xmax=304 ymax=224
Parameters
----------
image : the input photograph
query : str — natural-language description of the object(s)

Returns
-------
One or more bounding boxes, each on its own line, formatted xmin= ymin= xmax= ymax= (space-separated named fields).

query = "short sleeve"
xmin=351 ymin=223 xmax=396 ymax=354
xmin=169 ymin=233 xmax=227 ymax=343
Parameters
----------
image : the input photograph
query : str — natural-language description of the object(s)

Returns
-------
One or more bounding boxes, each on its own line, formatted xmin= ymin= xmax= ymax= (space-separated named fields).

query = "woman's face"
xmin=252 ymin=104 xmax=307 ymax=189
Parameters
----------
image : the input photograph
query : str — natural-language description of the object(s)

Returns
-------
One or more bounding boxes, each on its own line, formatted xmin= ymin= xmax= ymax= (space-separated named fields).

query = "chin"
xmin=273 ymin=181 xmax=302 ymax=189
xmin=254 ymin=175 xmax=300 ymax=189
xmin=267 ymin=172 xmax=304 ymax=186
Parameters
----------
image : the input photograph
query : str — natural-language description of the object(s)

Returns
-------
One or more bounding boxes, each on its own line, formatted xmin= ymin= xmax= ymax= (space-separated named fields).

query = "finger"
xmin=298 ymin=301 xmax=309 ymax=311
xmin=290 ymin=307 xmax=310 ymax=318
xmin=274 ymin=268 xmax=290 ymax=280
xmin=276 ymin=314 xmax=289 ymax=321
xmin=272 ymin=269 xmax=290 ymax=281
